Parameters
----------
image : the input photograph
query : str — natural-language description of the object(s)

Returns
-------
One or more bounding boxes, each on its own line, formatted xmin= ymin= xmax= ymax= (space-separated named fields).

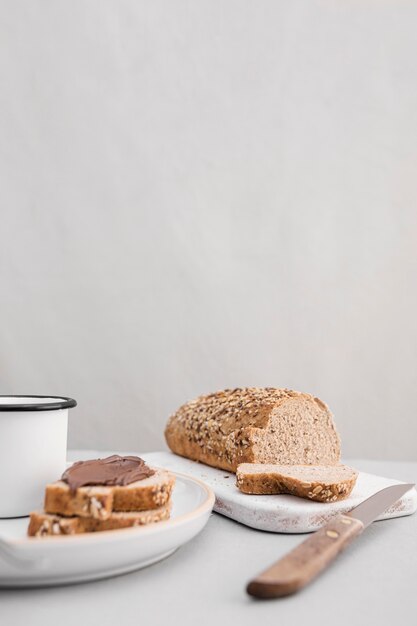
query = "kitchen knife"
xmin=247 ymin=482 xmax=414 ymax=599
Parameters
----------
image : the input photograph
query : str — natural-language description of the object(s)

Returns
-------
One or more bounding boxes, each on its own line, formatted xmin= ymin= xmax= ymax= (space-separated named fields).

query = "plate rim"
xmin=4 ymin=471 xmax=215 ymax=550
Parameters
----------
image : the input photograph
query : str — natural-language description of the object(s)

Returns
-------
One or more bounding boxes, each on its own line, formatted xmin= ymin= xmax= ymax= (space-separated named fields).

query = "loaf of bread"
xmin=28 ymin=505 xmax=171 ymax=537
xmin=236 ymin=464 xmax=358 ymax=502
xmin=165 ymin=388 xmax=341 ymax=472
xmin=44 ymin=469 xmax=175 ymax=520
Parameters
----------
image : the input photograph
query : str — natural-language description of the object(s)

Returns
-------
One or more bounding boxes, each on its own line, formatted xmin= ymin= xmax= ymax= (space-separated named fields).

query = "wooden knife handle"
xmin=247 ymin=514 xmax=364 ymax=599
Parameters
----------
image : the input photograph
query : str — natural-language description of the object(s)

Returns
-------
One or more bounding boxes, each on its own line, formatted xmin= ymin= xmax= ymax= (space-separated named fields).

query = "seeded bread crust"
xmin=28 ymin=504 xmax=171 ymax=537
xmin=44 ymin=483 xmax=113 ymax=520
xmin=236 ymin=464 xmax=358 ymax=502
xmin=165 ymin=388 xmax=341 ymax=472
xmin=44 ymin=469 xmax=175 ymax=519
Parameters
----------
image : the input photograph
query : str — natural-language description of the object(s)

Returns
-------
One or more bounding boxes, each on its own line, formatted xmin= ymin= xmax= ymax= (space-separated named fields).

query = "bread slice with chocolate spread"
xmin=44 ymin=469 xmax=175 ymax=519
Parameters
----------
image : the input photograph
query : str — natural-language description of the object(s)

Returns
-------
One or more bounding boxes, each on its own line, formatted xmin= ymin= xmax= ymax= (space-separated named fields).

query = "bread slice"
xmin=28 ymin=504 xmax=171 ymax=537
xmin=44 ymin=469 xmax=175 ymax=519
xmin=165 ymin=388 xmax=341 ymax=472
xmin=236 ymin=464 xmax=358 ymax=502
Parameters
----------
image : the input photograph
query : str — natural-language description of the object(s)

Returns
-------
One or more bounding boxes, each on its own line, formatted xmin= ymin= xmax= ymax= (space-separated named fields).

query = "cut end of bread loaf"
xmin=165 ymin=388 xmax=341 ymax=472
xmin=236 ymin=463 xmax=358 ymax=502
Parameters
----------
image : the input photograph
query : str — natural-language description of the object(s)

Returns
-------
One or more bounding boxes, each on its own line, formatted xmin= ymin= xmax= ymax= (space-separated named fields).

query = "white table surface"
xmin=1 ymin=453 xmax=416 ymax=626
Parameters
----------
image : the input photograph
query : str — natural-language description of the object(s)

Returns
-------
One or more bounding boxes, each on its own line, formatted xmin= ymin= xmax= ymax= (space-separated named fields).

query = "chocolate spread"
xmin=62 ymin=455 xmax=155 ymax=493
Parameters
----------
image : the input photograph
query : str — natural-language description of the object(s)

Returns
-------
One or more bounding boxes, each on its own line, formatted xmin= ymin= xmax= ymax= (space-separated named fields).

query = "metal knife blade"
xmin=346 ymin=482 xmax=414 ymax=527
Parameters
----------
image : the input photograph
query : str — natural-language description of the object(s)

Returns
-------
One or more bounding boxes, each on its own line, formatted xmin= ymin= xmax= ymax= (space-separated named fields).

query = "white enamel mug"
xmin=0 ymin=396 xmax=76 ymax=518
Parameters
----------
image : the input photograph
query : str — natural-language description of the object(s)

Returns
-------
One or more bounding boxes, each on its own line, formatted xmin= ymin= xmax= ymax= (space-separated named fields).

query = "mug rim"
xmin=0 ymin=395 xmax=77 ymax=412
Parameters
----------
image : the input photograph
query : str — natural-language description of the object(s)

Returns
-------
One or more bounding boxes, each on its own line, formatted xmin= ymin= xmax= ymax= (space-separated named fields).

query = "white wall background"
xmin=1 ymin=1 xmax=416 ymax=460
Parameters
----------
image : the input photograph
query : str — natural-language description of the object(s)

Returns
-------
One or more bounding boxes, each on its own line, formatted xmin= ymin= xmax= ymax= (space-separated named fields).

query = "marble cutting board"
xmin=142 ymin=451 xmax=417 ymax=534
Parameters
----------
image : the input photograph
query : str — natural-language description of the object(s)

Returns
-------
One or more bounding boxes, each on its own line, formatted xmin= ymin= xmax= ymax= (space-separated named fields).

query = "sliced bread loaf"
xmin=28 ymin=504 xmax=171 ymax=537
xmin=236 ymin=464 xmax=358 ymax=502
xmin=165 ymin=388 xmax=341 ymax=472
xmin=44 ymin=469 xmax=175 ymax=519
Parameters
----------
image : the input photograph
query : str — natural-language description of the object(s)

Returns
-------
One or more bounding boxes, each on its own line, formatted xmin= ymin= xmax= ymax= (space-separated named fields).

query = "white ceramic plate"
xmin=0 ymin=471 xmax=214 ymax=588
